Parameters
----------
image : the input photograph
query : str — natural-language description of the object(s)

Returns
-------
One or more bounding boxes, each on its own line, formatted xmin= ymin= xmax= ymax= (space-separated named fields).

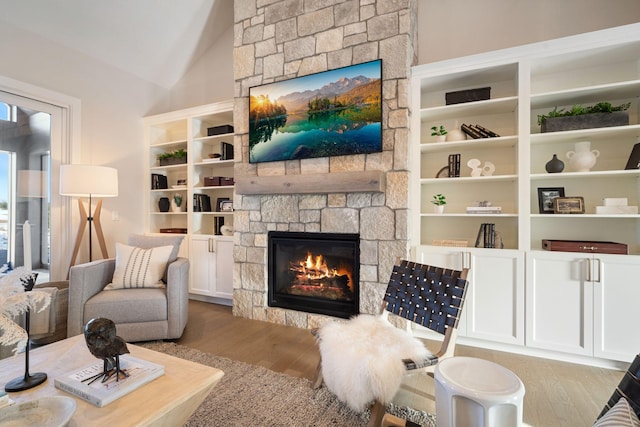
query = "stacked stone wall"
xmin=232 ymin=0 xmax=417 ymax=328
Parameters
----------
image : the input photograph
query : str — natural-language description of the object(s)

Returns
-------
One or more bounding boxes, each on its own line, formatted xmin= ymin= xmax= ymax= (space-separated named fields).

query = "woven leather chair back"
xmin=598 ymin=354 xmax=640 ymax=419
xmin=383 ymin=260 xmax=469 ymax=335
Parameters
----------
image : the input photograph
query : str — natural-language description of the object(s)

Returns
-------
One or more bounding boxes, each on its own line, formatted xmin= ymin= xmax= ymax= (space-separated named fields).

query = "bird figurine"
xmin=83 ymin=318 xmax=130 ymax=384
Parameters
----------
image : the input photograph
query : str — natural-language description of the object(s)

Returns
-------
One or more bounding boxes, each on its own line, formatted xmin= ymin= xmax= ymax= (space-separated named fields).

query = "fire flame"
xmin=296 ymin=251 xmax=353 ymax=291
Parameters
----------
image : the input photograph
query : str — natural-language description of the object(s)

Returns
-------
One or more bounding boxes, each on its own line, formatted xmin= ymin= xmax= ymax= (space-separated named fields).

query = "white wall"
xmin=0 ymin=22 xmax=169 ymax=271
xmin=418 ymin=0 xmax=640 ymax=64
xmin=154 ymin=23 xmax=234 ymax=113
xmin=168 ymin=1 xmax=640 ymax=108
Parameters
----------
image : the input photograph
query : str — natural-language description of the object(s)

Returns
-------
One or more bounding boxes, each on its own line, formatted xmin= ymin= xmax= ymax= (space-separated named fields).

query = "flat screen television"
xmin=248 ymin=59 xmax=382 ymax=164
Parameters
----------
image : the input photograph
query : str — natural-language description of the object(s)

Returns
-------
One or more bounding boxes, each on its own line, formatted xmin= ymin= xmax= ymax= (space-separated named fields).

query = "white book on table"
xmin=54 ymin=355 xmax=164 ymax=407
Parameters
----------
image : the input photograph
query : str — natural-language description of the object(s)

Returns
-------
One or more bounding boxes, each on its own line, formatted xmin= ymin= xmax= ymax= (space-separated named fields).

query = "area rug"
xmin=139 ymin=342 xmax=436 ymax=427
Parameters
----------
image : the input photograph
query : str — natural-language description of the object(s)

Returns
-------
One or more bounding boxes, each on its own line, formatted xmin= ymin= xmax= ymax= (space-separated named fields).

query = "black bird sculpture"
xmin=83 ymin=318 xmax=130 ymax=384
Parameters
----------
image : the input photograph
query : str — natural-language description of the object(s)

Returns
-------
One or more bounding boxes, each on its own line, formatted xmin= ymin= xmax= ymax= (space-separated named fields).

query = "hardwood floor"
xmin=177 ymin=300 xmax=624 ymax=427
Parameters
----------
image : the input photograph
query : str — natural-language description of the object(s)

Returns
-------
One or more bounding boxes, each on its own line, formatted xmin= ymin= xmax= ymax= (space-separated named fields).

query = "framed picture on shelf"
xmin=554 ymin=196 xmax=585 ymax=214
xmin=537 ymin=187 xmax=565 ymax=214
xmin=216 ymin=197 xmax=230 ymax=212
xmin=220 ymin=200 xmax=234 ymax=212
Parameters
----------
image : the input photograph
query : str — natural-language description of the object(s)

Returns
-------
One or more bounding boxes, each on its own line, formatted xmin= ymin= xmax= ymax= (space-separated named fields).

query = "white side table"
xmin=435 ymin=356 xmax=525 ymax=427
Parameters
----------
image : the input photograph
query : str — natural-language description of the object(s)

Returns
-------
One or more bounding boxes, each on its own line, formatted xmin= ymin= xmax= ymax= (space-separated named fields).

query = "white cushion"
xmin=594 ymin=398 xmax=640 ymax=427
xmin=105 ymin=243 xmax=173 ymax=289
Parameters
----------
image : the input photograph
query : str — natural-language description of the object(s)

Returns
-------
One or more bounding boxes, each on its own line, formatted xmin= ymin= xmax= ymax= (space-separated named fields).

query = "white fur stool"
xmin=435 ymin=356 xmax=525 ymax=427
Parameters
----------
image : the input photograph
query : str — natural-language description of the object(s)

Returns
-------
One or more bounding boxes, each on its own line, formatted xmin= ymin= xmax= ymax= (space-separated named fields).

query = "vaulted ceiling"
xmin=0 ymin=0 xmax=233 ymax=89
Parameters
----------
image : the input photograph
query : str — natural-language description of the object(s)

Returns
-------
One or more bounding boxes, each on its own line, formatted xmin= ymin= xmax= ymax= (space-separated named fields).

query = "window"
xmin=0 ymin=102 xmax=17 ymax=122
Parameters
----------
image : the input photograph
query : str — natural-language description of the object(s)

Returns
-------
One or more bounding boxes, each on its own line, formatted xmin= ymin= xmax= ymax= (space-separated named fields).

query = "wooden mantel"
xmin=235 ymin=170 xmax=386 ymax=195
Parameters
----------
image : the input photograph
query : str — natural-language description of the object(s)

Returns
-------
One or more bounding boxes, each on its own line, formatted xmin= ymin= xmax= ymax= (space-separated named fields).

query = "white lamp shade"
xmin=18 ymin=170 xmax=47 ymax=198
xmin=59 ymin=164 xmax=118 ymax=197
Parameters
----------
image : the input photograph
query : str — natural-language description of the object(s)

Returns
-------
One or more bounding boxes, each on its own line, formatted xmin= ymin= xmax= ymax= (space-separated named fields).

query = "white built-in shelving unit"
xmin=410 ymin=23 xmax=640 ymax=366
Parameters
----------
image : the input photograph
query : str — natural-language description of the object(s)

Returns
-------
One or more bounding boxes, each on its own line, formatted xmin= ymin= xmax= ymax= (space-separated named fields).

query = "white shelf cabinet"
xmin=144 ymin=101 xmax=235 ymax=302
xmin=414 ymin=246 xmax=525 ymax=346
xmin=527 ymin=251 xmax=640 ymax=361
xmin=189 ymin=235 xmax=234 ymax=301
xmin=411 ymin=23 xmax=640 ymax=365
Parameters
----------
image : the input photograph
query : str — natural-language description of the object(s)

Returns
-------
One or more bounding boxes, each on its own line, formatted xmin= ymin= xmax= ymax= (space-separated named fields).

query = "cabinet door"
xmin=413 ymin=246 xmax=468 ymax=336
xmin=212 ymin=238 xmax=234 ymax=300
xmin=413 ymin=246 xmax=465 ymax=270
xmin=593 ymin=254 xmax=640 ymax=362
xmin=466 ymin=249 xmax=524 ymax=345
xmin=526 ymin=251 xmax=593 ymax=356
xmin=189 ymin=236 xmax=214 ymax=296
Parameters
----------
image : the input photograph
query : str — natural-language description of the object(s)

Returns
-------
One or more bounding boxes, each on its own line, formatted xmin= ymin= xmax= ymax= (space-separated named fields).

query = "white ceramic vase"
xmin=434 ymin=205 xmax=445 ymax=214
xmin=171 ymin=200 xmax=182 ymax=212
xmin=566 ymin=141 xmax=599 ymax=172
xmin=446 ymin=129 xmax=466 ymax=142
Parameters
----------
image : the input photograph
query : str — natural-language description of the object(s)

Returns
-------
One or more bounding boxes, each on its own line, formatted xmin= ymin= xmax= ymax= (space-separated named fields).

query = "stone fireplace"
xmin=232 ymin=0 xmax=417 ymax=329
xmin=268 ymin=231 xmax=360 ymax=318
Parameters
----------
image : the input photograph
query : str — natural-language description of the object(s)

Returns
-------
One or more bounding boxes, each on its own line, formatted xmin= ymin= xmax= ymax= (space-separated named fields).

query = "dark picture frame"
xmin=248 ymin=59 xmax=382 ymax=163
xmin=554 ymin=196 xmax=585 ymax=214
xmin=537 ymin=187 xmax=565 ymax=214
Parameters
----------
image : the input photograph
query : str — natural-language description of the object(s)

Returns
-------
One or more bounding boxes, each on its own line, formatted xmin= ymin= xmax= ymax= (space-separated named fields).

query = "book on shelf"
xmin=473 ymin=124 xmax=500 ymax=138
xmin=151 ymin=173 xmax=168 ymax=190
xmin=54 ymin=355 xmax=164 ymax=407
xmin=432 ymin=239 xmax=468 ymax=247
xmin=461 ymin=123 xmax=483 ymax=139
xmin=193 ymin=193 xmax=212 ymax=212
xmin=625 ymin=142 xmax=640 ymax=170
xmin=466 ymin=206 xmax=502 ymax=214
xmin=448 ymin=153 xmax=461 ymax=177
xmin=475 ymin=223 xmax=496 ymax=248
xmin=461 ymin=123 xmax=500 ymax=139
xmin=221 ymin=141 xmax=234 ymax=160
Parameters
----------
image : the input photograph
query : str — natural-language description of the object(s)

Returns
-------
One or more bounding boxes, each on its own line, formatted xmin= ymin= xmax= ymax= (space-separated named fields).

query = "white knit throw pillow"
xmin=594 ymin=398 xmax=640 ymax=427
xmin=105 ymin=243 xmax=173 ymax=289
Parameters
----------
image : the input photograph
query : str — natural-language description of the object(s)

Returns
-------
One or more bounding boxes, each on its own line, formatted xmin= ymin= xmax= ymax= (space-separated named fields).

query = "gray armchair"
xmin=67 ymin=235 xmax=189 ymax=342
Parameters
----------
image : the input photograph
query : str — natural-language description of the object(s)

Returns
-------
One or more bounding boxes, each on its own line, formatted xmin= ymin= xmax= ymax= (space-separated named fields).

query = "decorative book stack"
xmin=193 ymin=193 xmax=212 ymax=212
xmin=461 ymin=124 xmax=500 ymax=139
xmin=466 ymin=206 xmax=502 ymax=214
xmin=474 ymin=223 xmax=498 ymax=248
xmin=54 ymin=355 xmax=164 ymax=407
xmin=448 ymin=154 xmax=461 ymax=177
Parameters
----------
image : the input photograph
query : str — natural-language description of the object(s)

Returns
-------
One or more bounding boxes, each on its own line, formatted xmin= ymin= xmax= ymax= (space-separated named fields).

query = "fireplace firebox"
xmin=268 ymin=231 xmax=359 ymax=319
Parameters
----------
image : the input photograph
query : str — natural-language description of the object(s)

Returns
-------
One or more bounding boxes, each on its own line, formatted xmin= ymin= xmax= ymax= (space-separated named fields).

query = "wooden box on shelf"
xmin=542 ymin=239 xmax=628 ymax=255
xmin=445 ymin=87 xmax=491 ymax=105
xmin=160 ymin=228 xmax=187 ymax=234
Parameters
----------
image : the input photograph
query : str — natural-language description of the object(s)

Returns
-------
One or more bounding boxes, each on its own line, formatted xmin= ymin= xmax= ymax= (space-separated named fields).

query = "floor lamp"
xmin=59 ymin=165 xmax=118 ymax=275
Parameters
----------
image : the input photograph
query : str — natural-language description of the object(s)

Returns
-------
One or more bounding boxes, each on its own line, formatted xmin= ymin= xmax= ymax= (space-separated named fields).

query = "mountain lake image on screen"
xmin=248 ymin=59 xmax=382 ymax=163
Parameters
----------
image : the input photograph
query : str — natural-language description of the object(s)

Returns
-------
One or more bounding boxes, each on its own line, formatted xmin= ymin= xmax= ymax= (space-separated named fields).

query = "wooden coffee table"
xmin=0 ymin=335 xmax=224 ymax=426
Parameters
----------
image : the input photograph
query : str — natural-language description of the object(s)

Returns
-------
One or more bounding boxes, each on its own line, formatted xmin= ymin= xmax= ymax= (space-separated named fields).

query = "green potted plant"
xmin=172 ymin=194 xmax=183 ymax=212
xmin=158 ymin=149 xmax=187 ymax=166
xmin=431 ymin=193 xmax=446 ymax=213
xmin=537 ymin=102 xmax=630 ymax=133
xmin=431 ymin=125 xmax=447 ymax=142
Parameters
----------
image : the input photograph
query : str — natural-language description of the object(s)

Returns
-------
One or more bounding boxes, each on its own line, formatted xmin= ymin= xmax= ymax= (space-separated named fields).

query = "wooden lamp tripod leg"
xmin=92 ymin=199 xmax=109 ymax=260
xmin=67 ymin=199 xmax=88 ymax=278
xmin=66 ymin=198 xmax=110 ymax=278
